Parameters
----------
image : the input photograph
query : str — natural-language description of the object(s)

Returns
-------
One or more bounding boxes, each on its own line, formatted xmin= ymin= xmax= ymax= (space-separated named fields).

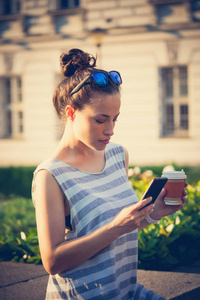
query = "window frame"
xmin=0 ymin=75 xmax=24 ymax=139
xmin=48 ymin=0 xmax=81 ymax=15
xmin=0 ymin=0 xmax=21 ymax=16
xmin=160 ymin=65 xmax=189 ymax=138
xmin=60 ymin=0 xmax=80 ymax=10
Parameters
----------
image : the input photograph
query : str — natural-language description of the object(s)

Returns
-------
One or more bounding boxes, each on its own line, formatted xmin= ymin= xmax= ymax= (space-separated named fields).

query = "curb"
xmin=0 ymin=261 xmax=200 ymax=300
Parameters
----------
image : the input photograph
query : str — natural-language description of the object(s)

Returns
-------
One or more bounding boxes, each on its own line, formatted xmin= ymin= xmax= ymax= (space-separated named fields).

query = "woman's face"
xmin=72 ymin=93 xmax=121 ymax=151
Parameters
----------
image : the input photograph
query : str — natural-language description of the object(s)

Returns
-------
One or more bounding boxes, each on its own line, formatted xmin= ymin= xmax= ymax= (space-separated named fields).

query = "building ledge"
xmin=48 ymin=7 xmax=84 ymax=16
xmin=0 ymin=13 xmax=24 ymax=22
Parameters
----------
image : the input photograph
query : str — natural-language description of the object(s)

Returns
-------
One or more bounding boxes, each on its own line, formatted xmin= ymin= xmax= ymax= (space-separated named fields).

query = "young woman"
xmin=32 ymin=48 xmax=187 ymax=300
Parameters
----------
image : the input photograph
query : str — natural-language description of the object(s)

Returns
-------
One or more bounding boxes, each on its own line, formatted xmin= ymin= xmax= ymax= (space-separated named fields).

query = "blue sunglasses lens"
xmin=71 ymin=70 xmax=122 ymax=96
xmin=92 ymin=72 xmax=108 ymax=86
xmin=109 ymin=71 xmax=122 ymax=85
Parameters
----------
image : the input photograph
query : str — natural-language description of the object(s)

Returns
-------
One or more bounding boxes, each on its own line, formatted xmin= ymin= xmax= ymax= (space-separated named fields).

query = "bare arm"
xmin=35 ymin=169 xmax=154 ymax=275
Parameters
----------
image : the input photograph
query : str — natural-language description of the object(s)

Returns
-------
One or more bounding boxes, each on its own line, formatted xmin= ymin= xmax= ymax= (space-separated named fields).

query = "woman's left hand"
xmin=150 ymin=182 xmax=188 ymax=220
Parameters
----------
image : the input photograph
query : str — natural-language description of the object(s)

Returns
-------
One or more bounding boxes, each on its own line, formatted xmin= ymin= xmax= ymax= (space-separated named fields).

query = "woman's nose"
xmin=104 ymin=124 xmax=114 ymax=136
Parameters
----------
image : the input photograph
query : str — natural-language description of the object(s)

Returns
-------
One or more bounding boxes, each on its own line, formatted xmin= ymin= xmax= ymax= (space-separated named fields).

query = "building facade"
xmin=0 ymin=0 xmax=200 ymax=166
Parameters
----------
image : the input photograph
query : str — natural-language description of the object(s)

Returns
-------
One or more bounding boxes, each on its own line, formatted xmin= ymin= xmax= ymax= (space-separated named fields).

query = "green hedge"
xmin=0 ymin=181 xmax=200 ymax=270
xmin=0 ymin=164 xmax=199 ymax=200
xmin=0 ymin=165 xmax=200 ymax=270
xmin=0 ymin=198 xmax=41 ymax=264
xmin=137 ymin=181 xmax=200 ymax=270
xmin=0 ymin=166 xmax=36 ymax=198
xmin=131 ymin=164 xmax=200 ymax=185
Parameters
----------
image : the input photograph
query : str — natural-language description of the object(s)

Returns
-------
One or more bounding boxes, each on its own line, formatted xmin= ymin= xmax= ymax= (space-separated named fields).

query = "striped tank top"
xmin=32 ymin=142 xmax=165 ymax=300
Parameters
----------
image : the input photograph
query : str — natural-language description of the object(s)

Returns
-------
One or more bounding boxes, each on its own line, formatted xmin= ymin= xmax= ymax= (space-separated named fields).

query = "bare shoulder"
xmin=35 ymin=169 xmax=55 ymax=184
xmin=34 ymin=169 xmax=64 ymax=205
xmin=35 ymin=169 xmax=58 ymax=192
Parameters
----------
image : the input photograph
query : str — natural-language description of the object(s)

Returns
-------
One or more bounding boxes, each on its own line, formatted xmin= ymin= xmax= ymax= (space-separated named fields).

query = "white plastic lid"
xmin=162 ymin=169 xmax=187 ymax=180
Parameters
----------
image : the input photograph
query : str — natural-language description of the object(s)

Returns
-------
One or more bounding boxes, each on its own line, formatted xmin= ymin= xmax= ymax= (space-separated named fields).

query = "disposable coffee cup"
xmin=162 ymin=170 xmax=187 ymax=205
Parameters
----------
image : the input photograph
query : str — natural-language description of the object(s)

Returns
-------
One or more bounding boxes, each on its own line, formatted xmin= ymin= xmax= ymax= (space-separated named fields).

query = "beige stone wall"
xmin=0 ymin=0 xmax=200 ymax=167
xmin=104 ymin=38 xmax=200 ymax=166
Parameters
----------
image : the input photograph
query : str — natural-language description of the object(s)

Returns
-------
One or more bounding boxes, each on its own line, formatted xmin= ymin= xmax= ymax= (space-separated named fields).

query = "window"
xmin=153 ymin=2 xmax=190 ymax=25
xmin=16 ymin=77 xmax=22 ymax=102
xmin=0 ymin=0 xmax=21 ymax=15
xmin=48 ymin=0 xmax=80 ymax=14
xmin=180 ymin=105 xmax=188 ymax=130
xmin=0 ymin=76 xmax=24 ymax=138
xmin=18 ymin=111 xmax=23 ymax=133
xmin=160 ymin=66 xmax=189 ymax=137
xmin=59 ymin=0 xmax=80 ymax=9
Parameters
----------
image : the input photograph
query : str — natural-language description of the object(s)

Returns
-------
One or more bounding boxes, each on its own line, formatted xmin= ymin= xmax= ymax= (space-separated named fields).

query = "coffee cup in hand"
xmin=162 ymin=170 xmax=187 ymax=205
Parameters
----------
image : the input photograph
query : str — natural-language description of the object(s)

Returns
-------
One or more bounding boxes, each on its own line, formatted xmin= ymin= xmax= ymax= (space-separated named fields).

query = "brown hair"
xmin=53 ymin=48 xmax=120 ymax=121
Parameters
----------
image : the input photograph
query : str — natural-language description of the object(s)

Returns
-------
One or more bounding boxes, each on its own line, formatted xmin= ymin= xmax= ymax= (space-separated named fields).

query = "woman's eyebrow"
xmin=98 ymin=114 xmax=109 ymax=118
xmin=97 ymin=113 xmax=120 ymax=118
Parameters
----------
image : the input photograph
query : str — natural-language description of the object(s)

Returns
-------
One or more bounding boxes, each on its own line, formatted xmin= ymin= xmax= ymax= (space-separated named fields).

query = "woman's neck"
xmin=51 ymin=126 xmax=106 ymax=173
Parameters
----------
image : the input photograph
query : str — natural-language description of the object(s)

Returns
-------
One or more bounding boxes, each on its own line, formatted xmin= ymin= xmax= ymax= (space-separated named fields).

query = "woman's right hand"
xmin=110 ymin=197 xmax=154 ymax=236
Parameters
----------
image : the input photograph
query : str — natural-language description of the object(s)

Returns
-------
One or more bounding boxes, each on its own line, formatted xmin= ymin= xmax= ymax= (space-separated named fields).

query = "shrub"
xmin=0 ymin=198 xmax=41 ymax=264
xmin=0 ymin=166 xmax=35 ymax=198
xmin=0 ymin=164 xmax=199 ymax=200
xmin=137 ymin=181 xmax=200 ymax=270
xmin=130 ymin=164 xmax=200 ymax=185
xmin=0 ymin=171 xmax=200 ymax=270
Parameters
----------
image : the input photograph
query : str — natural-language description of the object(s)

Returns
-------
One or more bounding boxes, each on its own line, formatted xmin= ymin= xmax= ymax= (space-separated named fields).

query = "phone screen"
xmin=138 ymin=177 xmax=168 ymax=211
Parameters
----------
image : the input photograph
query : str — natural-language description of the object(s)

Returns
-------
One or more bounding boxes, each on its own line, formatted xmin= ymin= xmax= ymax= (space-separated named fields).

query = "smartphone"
xmin=138 ymin=177 xmax=168 ymax=211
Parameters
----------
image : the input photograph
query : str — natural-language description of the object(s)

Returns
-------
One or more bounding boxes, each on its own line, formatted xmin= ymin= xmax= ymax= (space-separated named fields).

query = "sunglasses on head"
xmin=70 ymin=70 xmax=122 ymax=96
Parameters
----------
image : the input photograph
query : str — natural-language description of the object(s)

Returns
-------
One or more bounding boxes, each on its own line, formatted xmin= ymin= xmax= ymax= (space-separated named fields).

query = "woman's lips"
xmin=99 ymin=139 xmax=110 ymax=144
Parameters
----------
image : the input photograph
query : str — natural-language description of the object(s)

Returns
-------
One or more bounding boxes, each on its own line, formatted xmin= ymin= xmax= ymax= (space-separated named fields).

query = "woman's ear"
xmin=65 ymin=105 xmax=75 ymax=121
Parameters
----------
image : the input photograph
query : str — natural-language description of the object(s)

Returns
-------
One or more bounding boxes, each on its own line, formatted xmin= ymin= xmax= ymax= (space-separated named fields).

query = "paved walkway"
xmin=0 ymin=261 xmax=200 ymax=300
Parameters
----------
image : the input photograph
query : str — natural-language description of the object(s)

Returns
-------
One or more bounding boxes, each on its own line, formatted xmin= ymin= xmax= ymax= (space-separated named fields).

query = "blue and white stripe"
xmin=32 ymin=142 xmax=165 ymax=300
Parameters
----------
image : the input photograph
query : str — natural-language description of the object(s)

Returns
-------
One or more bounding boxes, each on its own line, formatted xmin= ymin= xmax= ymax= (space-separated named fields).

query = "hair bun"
xmin=60 ymin=48 xmax=96 ymax=77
